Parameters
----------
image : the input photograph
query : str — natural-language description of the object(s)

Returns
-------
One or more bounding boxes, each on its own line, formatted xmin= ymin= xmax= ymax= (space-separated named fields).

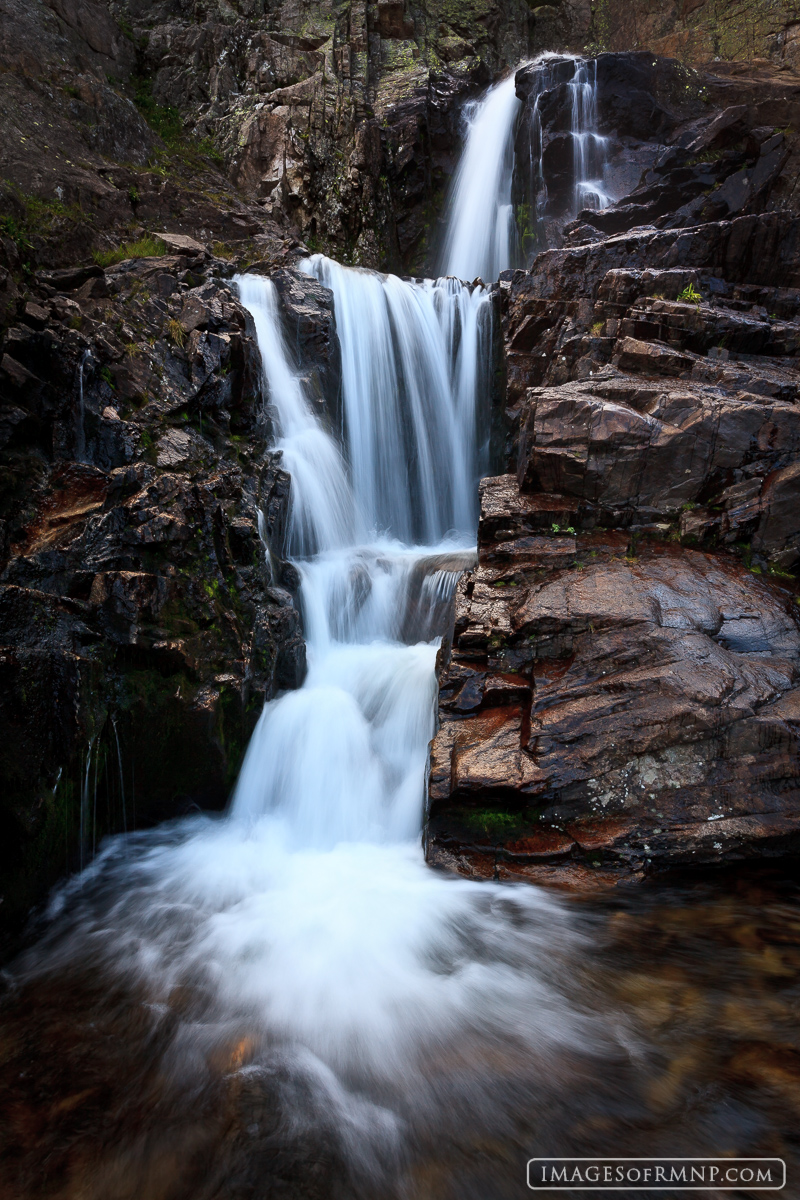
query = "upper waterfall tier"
xmin=439 ymin=55 xmax=609 ymax=282
xmin=438 ymin=73 xmax=521 ymax=284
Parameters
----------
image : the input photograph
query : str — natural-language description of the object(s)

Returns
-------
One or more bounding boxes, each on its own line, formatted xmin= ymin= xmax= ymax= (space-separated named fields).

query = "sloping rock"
xmin=437 ymin=126 xmax=800 ymax=886
xmin=516 ymin=377 xmax=800 ymax=527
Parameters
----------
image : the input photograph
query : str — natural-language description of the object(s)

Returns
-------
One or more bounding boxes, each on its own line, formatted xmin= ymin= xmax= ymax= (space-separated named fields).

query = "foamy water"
xmin=17 ymin=248 xmax=618 ymax=1183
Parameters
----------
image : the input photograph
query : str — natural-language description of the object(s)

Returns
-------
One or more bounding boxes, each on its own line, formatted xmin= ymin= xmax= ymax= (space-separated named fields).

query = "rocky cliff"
xmin=427 ymin=56 xmax=800 ymax=887
xmin=5 ymin=1 xmax=799 ymax=278
xmin=0 ymin=0 xmax=533 ymax=276
xmin=0 ymin=236 xmax=328 ymax=936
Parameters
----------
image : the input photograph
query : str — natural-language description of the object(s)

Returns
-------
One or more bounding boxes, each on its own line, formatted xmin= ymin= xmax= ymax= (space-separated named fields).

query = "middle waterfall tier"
xmin=231 ymin=263 xmax=487 ymax=839
xmin=300 ymin=257 xmax=493 ymax=546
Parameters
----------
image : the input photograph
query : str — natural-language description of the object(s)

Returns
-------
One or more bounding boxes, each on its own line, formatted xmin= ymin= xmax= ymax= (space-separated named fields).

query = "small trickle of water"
xmin=78 ymin=735 xmax=94 ymax=873
xmin=569 ymin=57 xmax=609 ymax=214
xmin=75 ymin=348 xmax=92 ymax=463
xmin=514 ymin=55 xmax=609 ymax=259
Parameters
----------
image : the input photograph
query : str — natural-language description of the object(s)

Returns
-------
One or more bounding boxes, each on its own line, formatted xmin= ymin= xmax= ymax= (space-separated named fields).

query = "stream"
xmin=1 ymin=60 xmax=799 ymax=1200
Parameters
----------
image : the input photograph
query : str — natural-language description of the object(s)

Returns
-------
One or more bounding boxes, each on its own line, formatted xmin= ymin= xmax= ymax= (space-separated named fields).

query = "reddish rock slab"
xmin=428 ymin=472 xmax=800 ymax=886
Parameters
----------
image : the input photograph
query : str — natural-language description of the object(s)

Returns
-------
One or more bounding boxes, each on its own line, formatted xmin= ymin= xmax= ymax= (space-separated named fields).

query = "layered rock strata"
xmin=428 ymin=482 xmax=800 ymax=887
xmin=427 ymin=64 xmax=800 ymax=888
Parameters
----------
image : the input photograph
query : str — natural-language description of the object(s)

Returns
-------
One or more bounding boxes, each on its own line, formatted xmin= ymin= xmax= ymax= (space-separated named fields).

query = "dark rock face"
xmin=503 ymin=216 xmax=800 ymax=409
xmin=516 ymin=375 xmax=800 ymax=540
xmin=428 ymin=65 xmax=800 ymax=888
xmin=512 ymin=50 xmax=800 ymax=261
xmin=428 ymin=485 xmax=800 ymax=888
xmin=0 ymin=244 xmax=307 ymax=940
xmin=0 ymin=0 xmax=301 ymax=273
xmin=271 ymin=268 xmax=341 ymax=428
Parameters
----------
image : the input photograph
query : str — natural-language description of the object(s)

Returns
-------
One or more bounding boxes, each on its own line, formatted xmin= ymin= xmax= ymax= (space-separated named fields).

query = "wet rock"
xmin=271 ymin=269 xmax=341 ymax=421
xmin=0 ymin=252 xmax=306 ymax=941
xmin=516 ymin=378 xmax=800 ymax=526
xmin=428 ymin=484 xmax=800 ymax=884
xmin=435 ymin=93 xmax=800 ymax=884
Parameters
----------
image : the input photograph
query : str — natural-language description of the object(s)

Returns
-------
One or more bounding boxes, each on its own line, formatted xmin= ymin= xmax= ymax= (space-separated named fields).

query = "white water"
xmin=569 ymin=58 xmax=609 ymax=214
xmin=300 ymin=256 xmax=492 ymax=543
xmin=24 ymin=257 xmax=617 ymax=1183
xmin=75 ymin=347 xmax=91 ymax=462
xmin=518 ymin=55 xmax=609 ymax=237
xmin=439 ymin=72 xmax=521 ymax=282
xmin=440 ymin=56 xmax=609 ymax=278
xmin=228 ymin=266 xmax=496 ymax=883
xmin=240 ymin=275 xmax=355 ymax=555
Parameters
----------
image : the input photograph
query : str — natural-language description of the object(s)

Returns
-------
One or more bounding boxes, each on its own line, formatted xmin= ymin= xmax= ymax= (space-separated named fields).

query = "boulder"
xmin=156 ymin=232 xmax=209 ymax=258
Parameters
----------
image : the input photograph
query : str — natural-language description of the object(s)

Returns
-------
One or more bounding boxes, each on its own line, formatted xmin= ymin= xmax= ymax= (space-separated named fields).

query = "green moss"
xmin=585 ymin=0 xmax=611 ymax=53
xmin=0 ymin=183 xmax=86 ymax=266
xmin=133 ymin=74 xmax=183 ymax=146
xmin=93 ymin=235 xmax=167 ymax=267
xmin=464 ymin=808 xmax=523 ymax=838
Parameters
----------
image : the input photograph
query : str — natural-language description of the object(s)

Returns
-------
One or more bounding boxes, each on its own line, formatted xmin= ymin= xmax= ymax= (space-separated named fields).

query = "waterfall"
xmin=229 ymin=261 xmax=488 ymax=844
xmin=515 ymin=56 xmax=609 ymax=258
xmin=236 ymin=275 xmax=356 ymax=556
xmin=569 ymin=58 xmax=609 ymax=214
xmin=20 ymin=244 xmax=600 ymax=1189
xmin=300 ymin=256 xmax=492 ymax=543
xmin=439 ymin=72 xmax=521 ymax=282
xmin=441 ymin=56 xmax=609 ymax=279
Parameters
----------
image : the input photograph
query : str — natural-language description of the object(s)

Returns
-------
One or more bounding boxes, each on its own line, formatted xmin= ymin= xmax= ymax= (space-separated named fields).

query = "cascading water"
xmin=7 ymin=58 xmax=800 ymax=1200
xmin=568 ymin=57 xmax=609 ymax=215
xmin=16 ymin=256 xmax=608 ymax=1188
xmin=441 ymin=56 xmax=609 ymax=278
xmin=439 ymin=72 xmax=521 ymax=282
xmin=299 ymin=255 xmax=492 ymax=542
xmin=513 ymin=55 xmax=608 ymax=256
xmin=230 ymin=266 xmax=490 ymax=848
xmin=241 ymin=276 xmax=356 ymax=556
